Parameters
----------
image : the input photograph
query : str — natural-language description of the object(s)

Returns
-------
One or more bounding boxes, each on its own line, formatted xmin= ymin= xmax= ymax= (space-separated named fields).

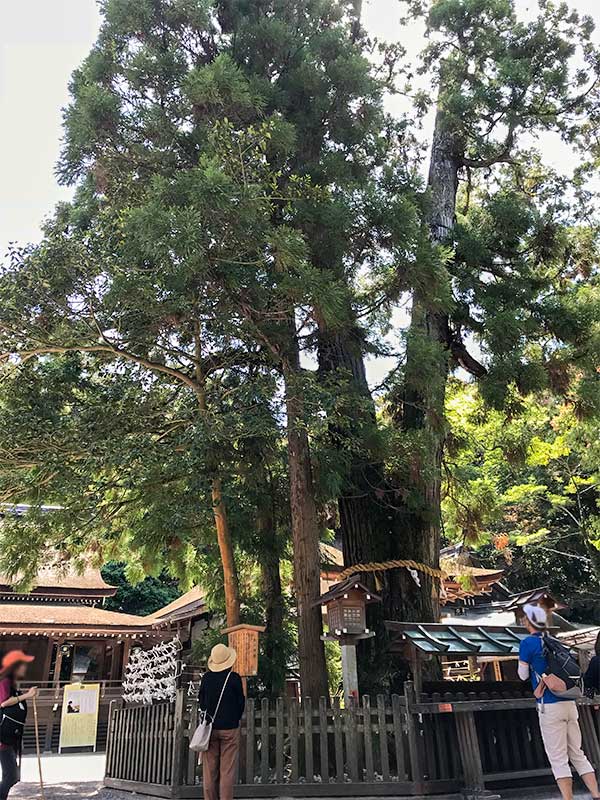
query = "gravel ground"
xmin=12 ymin=785 xmax=130 ymax=799
xmin=8 ymin=786 xmax=587 ymax=800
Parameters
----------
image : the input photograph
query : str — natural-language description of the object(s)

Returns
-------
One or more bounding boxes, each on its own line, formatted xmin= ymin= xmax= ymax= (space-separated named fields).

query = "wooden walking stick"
xmin=32 ymin=695 xmax=46 ymax=800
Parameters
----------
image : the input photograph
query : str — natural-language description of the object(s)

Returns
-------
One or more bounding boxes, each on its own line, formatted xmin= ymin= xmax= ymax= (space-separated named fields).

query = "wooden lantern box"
xmin=316 ymin=578 xmax=381 ymax=638
xmin=221 ymin=624 xmax=265 ymax=677
xmin=326 ymin=590 xmax=368 ymax=635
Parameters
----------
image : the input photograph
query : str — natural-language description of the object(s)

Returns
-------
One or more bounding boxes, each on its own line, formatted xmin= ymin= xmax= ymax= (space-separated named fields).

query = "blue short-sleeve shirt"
xmin=519 ymin=632 xmax=567 ymax=704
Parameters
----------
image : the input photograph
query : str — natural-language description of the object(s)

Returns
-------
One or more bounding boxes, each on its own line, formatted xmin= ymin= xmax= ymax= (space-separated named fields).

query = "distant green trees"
xmin=102 ymin=562 xmax=180 ymax=617
xmin=444 ymin=381 xmax=600 ymax=623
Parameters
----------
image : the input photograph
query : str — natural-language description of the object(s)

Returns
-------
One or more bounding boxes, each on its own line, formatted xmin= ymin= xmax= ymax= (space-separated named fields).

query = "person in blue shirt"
xmin=519 ymin=603 xmax=600 ymax=800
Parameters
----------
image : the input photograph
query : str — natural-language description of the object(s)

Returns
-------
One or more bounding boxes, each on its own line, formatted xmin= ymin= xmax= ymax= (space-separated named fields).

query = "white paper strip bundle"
xmin=122 ymin=637 xmax=182 ymax=705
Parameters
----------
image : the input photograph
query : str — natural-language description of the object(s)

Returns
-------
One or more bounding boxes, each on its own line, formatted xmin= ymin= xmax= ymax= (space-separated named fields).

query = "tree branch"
xmin=448 ymin=338 xmax=488 ymax=378
xmin=0 ymin=343 xmax=199 ymax=393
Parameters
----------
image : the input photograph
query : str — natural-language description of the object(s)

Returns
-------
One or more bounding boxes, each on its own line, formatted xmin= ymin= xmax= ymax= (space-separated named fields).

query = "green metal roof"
xmin=385 ymin=621 xmax=529 ymax=656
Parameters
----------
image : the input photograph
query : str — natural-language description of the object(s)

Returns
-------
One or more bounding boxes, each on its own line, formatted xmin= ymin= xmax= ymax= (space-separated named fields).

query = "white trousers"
xmin=538 ymin=701 xmax=594 ymax=780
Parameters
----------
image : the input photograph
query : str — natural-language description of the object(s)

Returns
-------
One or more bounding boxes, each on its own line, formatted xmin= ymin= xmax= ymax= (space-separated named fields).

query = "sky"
xmin=0 ymin=0 xmax=598 ymax=383
xmin=1 ymin=0 xmax=598 ymax=258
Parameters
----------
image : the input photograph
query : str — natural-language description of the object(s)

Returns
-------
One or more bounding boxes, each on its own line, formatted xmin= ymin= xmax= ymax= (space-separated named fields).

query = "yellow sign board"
xmin=59 ymin=683 xmax=100 ymax=752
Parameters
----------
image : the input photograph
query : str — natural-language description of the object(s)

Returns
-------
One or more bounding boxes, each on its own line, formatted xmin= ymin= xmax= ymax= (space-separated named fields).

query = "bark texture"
xmin=398 ymin=108 xmax=461 ymax=621
xmin=211 ymin=476 xmax=241 ymax=627
xmin=256 ymin=477 xmax=286 ymax=697
xmin=317 ymin=322 xmax=386 ymax=568
xmin=283 ymin=342 xmax=329 ymax=700
xmin=317 ymin=316 xmax=439 ymax=691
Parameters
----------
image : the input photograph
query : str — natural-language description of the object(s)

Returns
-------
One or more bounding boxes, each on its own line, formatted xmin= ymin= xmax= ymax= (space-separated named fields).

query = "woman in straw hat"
xmin=0 ymin=650 xmax=38 ymax=800
xmin=198 ymin=643 xmax=245 ymax=800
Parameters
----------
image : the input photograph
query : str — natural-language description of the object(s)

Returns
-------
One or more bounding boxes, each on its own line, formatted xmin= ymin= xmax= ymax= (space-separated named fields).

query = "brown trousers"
xmin=202 ymin=728 xmax=240 ymax=800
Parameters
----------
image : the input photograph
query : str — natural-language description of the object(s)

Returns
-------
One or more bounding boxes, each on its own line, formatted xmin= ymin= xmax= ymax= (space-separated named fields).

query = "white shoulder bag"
xmin=190 ymin=672 xmax=231 ymax=753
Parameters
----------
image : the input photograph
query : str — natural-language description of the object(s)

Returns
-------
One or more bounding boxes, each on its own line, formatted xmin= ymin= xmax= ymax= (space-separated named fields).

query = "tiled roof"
xmin=148 ymin=586 xmax=205 ymax=622
xmin=386 ymin=621 xmax=529 ymax=656
xmin=0 ymin=567 xmax=116 ymax=596
xmin=558 ymin=626 xmax=600 ymax=650
xmin=504 ymin=587 xmax=566 ymax=611
xmin=0 ymin=603 xmax=151 ymax=635
xmin=445 ymin=566 xmax=504 ymax=580
xmin=320 ymin=543 xmax=344 ymax=569
xmin=315 ymin=577 xmax=382 ymax=606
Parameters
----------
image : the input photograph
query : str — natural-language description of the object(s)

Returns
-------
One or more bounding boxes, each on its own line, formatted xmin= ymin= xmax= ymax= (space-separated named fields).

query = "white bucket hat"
xmin=208 ymin=643 xmax=237 ymax=672
xmin=523 ymin=603 xmax=547 ymax=630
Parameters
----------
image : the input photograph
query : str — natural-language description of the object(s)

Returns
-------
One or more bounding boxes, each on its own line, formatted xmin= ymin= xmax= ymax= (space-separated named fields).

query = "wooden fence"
xmin=104 ymin=685 xmax=600 ymax=798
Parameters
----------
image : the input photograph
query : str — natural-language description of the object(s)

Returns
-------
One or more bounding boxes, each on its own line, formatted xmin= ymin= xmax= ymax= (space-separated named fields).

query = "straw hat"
xmin=208 ymin=643 xmax=237 ymax=672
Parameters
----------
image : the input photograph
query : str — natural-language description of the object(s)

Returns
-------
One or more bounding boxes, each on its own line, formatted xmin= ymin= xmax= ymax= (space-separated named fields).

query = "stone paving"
xmin=8 ymin=753 xmax=590 ymax=800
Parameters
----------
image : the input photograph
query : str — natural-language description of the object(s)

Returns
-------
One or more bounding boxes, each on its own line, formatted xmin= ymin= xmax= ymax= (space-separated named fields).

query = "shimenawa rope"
xmin=339 ymin=559 xmax=447 ymax=583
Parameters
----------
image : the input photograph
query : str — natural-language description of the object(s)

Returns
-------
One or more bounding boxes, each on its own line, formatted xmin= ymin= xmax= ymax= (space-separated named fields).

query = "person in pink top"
xmin=0 ymin=651 xmax=37 ymax=800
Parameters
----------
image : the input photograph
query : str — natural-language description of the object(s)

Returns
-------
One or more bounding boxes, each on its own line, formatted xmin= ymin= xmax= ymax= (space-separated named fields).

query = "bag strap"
xmin=210 ymin=671 xmax=232 ymax=722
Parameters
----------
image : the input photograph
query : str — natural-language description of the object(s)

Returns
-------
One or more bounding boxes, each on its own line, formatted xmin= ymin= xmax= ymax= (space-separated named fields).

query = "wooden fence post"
xmin=186 ymin=700 xmax=199 ymax=786
xmin=580 ymin=704 xmax=600 ymax=769
xmin=43 ymin=710 xmax=55 ymax=753
xmin=170 ymin=690 xmax=186 ymax=799
xmin=456 ymin=709 xmax=499 ymax=800
xmin=404 ymin=682 xmax=424 ymax=793
xmin=105 ymin=700 xmax=117 ymax=778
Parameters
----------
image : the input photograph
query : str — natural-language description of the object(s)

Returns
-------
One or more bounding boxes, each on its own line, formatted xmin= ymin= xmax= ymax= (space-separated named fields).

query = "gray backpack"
xmin=541 ymin=634 xmax=583 ymax=700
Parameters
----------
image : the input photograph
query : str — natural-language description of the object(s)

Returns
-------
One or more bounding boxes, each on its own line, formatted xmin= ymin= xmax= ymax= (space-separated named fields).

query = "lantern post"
xmin=314 ymin=578 xmax=382 ymax=706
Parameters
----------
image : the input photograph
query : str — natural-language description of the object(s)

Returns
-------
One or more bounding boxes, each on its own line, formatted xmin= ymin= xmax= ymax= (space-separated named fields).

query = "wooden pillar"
xmin=41 ymin=637 xmax=55 ymax=687
xmin=456 ymin=709 xmax=500 ymax=799
xmin=42 ymin=636 xmax=60 ymax=753
xmin=170 ymin=689 xmax=186 ymax=799
xmin=53 ymin=642 xmax=65 ymax=696
xmin=492 ymin=660 xmax=502 ymax=682
xmin=403 ymin=682 xmax=424 ymax=793
xmin=108 ymin=642 xmax=118 ymax=682
xmin=120 ymin=639 xmax=131 ymax=681
xmin=410 ymin=648 xmax=423 ymax=697
xmin=44 ymin=703 xmax=58 ymax=753
xmin=340 ymin=642 xmax=359 ymax=707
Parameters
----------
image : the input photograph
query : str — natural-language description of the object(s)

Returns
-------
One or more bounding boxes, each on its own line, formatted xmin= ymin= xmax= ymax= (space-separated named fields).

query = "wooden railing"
xmin=104 ymin=685 xmax=600 ymax=799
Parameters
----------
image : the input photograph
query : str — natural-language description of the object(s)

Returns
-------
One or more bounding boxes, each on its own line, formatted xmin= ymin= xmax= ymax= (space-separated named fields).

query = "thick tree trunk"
xmin=317 ymin=313 xmax=443 ymax=690
xmin=399 ymin=107 xmax=461 ymax=620
xmin=317 ymin=323 xmax=386 ymax=567
xmin=256 ymin=488 xmax=286 ymax=697
xmin=283 ymin=341 xmax=329 ymax=700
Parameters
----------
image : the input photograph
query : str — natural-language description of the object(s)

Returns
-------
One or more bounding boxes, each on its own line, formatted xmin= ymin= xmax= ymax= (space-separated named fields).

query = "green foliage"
xmin=102 ymin=562 xmax=180 ymax=616
xmin=325 ymin=640 xmax=343 ymax=698
xmin=443 ymin=381 xmax=600 ymax=622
